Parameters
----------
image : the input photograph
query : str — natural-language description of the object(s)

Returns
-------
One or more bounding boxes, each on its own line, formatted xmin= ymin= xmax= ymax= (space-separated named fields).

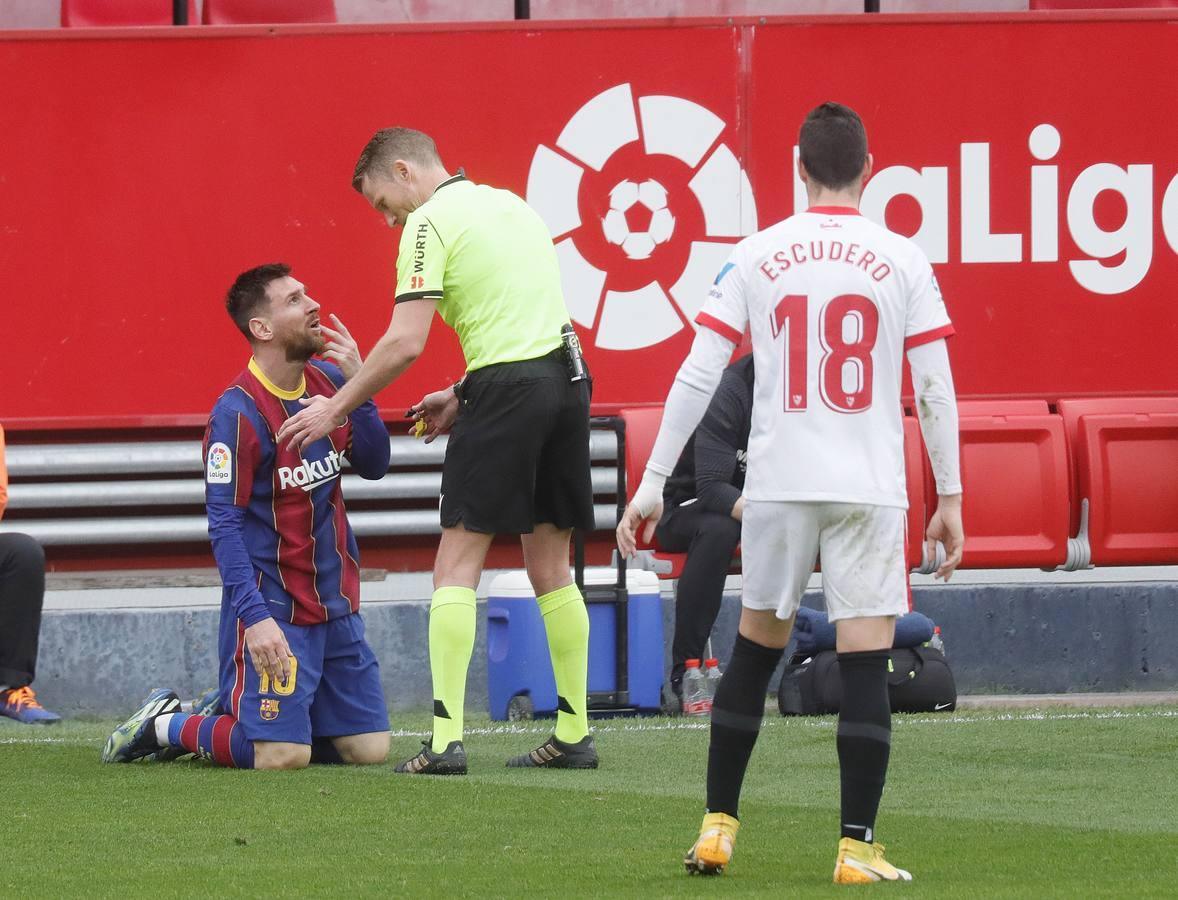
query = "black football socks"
xmin=705 ymin=633 xmax=785 ymax=818
xmin=836 ymin=649 xmax=892 ymax=843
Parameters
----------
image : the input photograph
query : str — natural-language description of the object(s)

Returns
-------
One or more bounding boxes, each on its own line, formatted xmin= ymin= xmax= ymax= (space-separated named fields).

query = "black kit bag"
xmin=777 ymin=645 xmax=957 ymax=716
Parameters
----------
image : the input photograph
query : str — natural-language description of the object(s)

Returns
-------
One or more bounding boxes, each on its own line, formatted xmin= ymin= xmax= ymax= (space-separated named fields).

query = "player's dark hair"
xmin=226 ymin=262 xmax=290 ymax=340
xmin=798 ymin=102 xmax=868 ymax=191
xmin=352 ymin=127 xmax=442 ymax=191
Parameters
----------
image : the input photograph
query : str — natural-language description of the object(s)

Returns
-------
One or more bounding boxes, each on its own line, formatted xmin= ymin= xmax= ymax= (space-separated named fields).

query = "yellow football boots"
xmin=684 ymin=812 xmax=740 ymax=875
xmin=833 ymin=836 xmax=913 ymax=884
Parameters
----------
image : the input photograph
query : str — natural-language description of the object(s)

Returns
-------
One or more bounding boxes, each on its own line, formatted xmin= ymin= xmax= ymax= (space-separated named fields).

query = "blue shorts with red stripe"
xmin=219 ymin=611 xmax=389 ymax=745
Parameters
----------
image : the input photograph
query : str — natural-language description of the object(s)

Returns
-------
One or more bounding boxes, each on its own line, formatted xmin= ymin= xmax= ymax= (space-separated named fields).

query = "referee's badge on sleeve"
xmin=206 ymin=442 xmax=233 ymax=484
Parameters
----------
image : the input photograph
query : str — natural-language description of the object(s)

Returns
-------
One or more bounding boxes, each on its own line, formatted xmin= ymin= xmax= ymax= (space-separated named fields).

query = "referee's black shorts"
xmin=439 ymin=348 xmax=595 ymax=535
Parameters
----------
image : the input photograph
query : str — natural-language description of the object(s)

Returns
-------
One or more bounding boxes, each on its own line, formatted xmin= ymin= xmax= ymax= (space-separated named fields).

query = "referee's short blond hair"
xmin=352 ymin=128 xmax=442 ymax=190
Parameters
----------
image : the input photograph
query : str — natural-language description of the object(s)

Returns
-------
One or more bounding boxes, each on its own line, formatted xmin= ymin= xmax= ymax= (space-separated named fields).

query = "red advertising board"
xmin=1 ymin=14 xmax=1176 ymax=430
xmin=748 ymin=15 xmax=1178 ymax=399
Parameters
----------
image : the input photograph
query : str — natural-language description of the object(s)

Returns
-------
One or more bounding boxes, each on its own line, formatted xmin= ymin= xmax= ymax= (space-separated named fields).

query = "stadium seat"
xmin=61 ymin=0 xmax=196 ymax=27
xmin=618 ymin=406 xmax=688 ymax=577
xmin=927 ymin=402 xmax=1070 ymax=569
xmin=1065 ymin=406 xmax=1178 ymax=566
xmin=202 ymin=0 xmax=336 ymax=24
xmin=957 ymin=399 xmax=1051 ymax=416
xmin=1057 ymin=397 xmax=1178 ymax=537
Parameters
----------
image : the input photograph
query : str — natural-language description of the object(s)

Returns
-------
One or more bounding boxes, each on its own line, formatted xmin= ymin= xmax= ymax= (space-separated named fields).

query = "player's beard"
xmin=286 ymin=330 xmax=326 ymax=363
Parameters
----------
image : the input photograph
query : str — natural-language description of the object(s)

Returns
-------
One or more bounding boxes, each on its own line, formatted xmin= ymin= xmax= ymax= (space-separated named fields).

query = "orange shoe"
xmin=0 ymin=686 xmax=61 ymax=725
xmin=684 ymin=812 xmax=740 ymax=875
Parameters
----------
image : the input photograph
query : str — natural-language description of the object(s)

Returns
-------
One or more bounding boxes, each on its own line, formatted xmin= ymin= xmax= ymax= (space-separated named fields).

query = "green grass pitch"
xmin=4 ymin=706 xmax=1177 ymax=897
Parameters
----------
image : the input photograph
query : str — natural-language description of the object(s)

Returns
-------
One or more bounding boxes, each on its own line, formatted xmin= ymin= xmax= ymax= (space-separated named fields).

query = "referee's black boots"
xmin=506 ymin=734 xmax=598 ymax=769
xmin=395 ymin=738 xmax=468 ymax=775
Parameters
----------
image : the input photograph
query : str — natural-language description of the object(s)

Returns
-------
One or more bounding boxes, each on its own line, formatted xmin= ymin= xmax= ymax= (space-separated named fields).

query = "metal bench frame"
xmin=2 ymin=431 xmax=624 ymax=546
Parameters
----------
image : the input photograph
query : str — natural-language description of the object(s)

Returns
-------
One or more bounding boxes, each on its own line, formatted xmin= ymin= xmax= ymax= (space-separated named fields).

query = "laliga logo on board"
xmin=602 ymin=179 xmax=675 ymax=260
xmin=527 ymin=83 xmax=757 ymax=351
xmin=793 ymin=123 xmax=1178 ymax=296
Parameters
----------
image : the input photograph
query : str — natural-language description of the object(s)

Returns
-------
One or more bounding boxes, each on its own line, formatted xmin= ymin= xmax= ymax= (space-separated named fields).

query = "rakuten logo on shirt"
xmin=277 ymin=451 xmax=343 ymax=492
xmin=792 ymin=124 xmax=1178 ymax=295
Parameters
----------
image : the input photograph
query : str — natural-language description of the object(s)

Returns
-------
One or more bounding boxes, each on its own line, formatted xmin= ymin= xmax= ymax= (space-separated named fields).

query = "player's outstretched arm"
xmin=908 ymin=338 xmax=964 ymax=580
xmin=279 ymin=300 xmax=437 ymax=452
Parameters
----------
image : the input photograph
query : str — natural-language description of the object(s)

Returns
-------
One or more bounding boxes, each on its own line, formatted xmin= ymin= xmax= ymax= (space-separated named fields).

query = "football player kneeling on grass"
xmin=102 ymin=265 xmax=391 ymax=770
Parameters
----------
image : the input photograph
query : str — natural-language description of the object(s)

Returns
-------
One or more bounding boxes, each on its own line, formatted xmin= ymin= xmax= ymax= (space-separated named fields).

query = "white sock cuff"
xmin=154 ymin=713 xmax=175 ymax=747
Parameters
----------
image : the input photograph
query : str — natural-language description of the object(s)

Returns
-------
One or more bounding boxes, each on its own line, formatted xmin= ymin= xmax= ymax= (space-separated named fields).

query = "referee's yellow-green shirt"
xmin=394 ymin=173 xmax=567 ymax=373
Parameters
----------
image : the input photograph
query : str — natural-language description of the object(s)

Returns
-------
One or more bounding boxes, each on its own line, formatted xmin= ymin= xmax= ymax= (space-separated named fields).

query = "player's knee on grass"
xmin=332 ymin=731 xmax=390 ymax=765
xmin=253 ymin=741 xmax=312 ymax=770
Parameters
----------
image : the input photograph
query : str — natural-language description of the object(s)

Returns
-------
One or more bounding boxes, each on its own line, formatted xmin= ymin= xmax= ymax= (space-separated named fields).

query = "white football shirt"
xmin=696 ymin=207 xmax=953 ymax=508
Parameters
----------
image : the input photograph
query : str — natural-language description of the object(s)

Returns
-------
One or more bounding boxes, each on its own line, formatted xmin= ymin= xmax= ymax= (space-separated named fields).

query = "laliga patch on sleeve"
xmin=206 ymin=442 xmax=233 ymax=484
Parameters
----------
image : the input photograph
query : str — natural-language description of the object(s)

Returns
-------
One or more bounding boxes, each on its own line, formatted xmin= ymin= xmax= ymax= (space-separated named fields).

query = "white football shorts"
xmin=741 ymin=500 xmax=911 ymax=622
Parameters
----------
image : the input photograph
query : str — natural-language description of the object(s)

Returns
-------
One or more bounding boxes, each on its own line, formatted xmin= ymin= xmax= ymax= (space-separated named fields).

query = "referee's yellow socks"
xmin=537 ymin=583 xmax=590 ymax=744
xmin=428 ymin=586 xmax=477 ymax=753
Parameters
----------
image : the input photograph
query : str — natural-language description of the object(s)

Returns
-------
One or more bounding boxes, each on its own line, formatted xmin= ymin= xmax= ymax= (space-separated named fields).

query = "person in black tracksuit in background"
xmin=656 ymin=353 xmax=753 ymax=711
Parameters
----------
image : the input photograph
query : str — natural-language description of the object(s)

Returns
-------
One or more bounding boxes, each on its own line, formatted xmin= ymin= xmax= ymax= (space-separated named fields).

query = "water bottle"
xmin=682 ymin=659 xmax=708 ymax=717
xmin=703 ymin=658 xmax=723 ymax=710
xmin=929 ymin=626 xmax=945 ymax=655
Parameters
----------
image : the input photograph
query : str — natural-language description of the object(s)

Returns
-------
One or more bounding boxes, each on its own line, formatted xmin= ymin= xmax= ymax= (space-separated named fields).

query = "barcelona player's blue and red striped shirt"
xmin=203 ymin=358 xmax=390 ymax=628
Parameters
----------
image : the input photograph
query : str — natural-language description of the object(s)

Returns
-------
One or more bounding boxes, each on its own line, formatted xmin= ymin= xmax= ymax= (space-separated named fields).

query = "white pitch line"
xmin=4 ymin=707 xmax=1176 ymax=748
xmin=390 ymin=720 xmax=713 ymax=739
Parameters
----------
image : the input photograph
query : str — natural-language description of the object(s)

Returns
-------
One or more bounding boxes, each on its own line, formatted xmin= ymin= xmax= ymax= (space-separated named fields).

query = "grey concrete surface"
xmin=28 ymin=577 xmax=1178 ymax=719
xmin=706 ymin=581 xmax=1178 ymax=697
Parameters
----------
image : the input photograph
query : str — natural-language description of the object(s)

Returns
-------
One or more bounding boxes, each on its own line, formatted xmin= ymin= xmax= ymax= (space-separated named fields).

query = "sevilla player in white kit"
xmin=618 ymin=103 xmax=965 ymax=884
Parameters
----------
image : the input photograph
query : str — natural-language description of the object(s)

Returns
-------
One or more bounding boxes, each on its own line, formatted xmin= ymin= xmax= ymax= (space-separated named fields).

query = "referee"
xmin=279 ymin=128 xmax=598 ymax=774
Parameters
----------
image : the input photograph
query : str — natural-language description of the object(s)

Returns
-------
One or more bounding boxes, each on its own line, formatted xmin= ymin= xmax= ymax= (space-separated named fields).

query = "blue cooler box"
xmin=486 ymin=568 xmax=664 ymax=720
